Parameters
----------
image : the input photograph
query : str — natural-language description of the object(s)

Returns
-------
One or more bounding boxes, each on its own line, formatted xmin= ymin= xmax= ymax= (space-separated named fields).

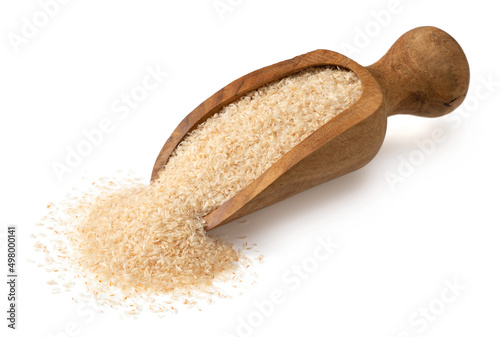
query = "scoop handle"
xmin=366 ymin=26 xmax=470 ymax=118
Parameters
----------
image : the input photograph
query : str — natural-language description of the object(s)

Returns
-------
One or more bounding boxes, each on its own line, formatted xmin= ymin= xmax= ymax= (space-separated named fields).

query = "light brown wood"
xmin=367 ymin=26 xmax=470 ymax=117
xmin=151 ymin=26 xmax=469 ymax=230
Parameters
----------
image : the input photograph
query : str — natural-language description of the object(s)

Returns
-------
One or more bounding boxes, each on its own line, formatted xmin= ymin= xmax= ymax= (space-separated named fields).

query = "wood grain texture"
xmin=151 ymin=26 xmax=470 ymax=230
xmin=367 ymin=26 xmax=470 ymax=117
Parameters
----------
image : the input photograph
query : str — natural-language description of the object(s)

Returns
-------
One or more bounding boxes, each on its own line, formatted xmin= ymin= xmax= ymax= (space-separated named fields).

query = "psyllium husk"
xmin=33 ymin=67 xmax=362 ymax=315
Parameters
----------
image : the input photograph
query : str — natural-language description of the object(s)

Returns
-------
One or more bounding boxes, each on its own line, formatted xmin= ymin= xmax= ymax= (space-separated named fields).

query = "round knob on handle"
xmin=367 ymin=26 xmax=470 ymax=118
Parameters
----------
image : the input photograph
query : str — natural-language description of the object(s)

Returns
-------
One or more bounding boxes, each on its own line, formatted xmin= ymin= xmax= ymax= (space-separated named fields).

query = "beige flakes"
xmin=36 ymin=66 xmax=361 ymax=312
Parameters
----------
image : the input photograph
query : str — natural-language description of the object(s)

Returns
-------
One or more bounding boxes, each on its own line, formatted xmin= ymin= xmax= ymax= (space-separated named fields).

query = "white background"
xmin=1 ymin=0 xmax=499 ymax=336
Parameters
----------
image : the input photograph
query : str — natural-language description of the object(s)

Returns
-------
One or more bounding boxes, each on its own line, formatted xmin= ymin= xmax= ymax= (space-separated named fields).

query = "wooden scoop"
xmin=151 ymin=26 xmax=469 ymax=230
